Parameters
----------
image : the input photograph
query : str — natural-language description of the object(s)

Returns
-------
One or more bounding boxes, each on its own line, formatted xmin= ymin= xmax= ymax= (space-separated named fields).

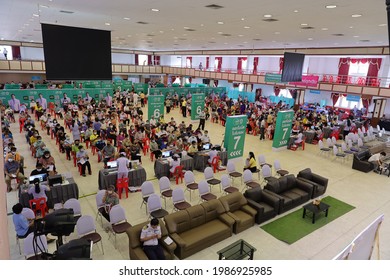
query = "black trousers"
xmin=143 ymin=245 xmax=165 ymax=260
xmin=79 ymin=161 xmax=91 ymax=175
xmin=182 ymin=106 xmax=187 ymax=117
xmin=198 ymin=119 xmax=205 ymax=130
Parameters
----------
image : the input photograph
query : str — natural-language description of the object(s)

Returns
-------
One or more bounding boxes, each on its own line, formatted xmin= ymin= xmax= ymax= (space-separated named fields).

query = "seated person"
xmin=100 ymin=185 xmax=119 ymax=223
xmin=150 ymin=138 xmax=162 ymax=160
xmin=28 ymin=178 xmax=52 ymax=209
xmin=130 ymin=141 xmax=142 ymax=162
xmin=30 ymin=162 xmax=48 ymax=177
xmin=5 ymin=146 xmax=24 ymax=175
xmin=102 ymin=141 xmax=116 ymax=166
xmin=76 ymin=145 xmax=92 ymax=177
xmin=200 ymin=130 xmax=210 ymax=143
xmin=169 ymin=154 xmax=181 ymax=174
xmin=140 ymin=218 xmax=165 ymax=260
xmin=208 ymin=147 xmax=218 ymax=165
xmin=4 ymin=155 xmax=25 ymax=192
xmin=12 ymin=203 xmax=35 ymax=239
xmin=243 ymin=152 xmax=257 ymax=172
xmin=187 ymin=141 xmax=198 ymax=157
xmin=368 ymin=152 xmax=386 ymax=172
xmin=39 ymin=151 xmax=56 ymax=175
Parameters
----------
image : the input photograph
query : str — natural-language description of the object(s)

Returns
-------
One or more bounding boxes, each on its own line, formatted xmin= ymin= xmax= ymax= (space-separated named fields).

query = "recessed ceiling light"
xmin=159 ymin=30 xmax=164 ymax=33
xmin=33 ymin=14 xmax=39 ymax=17
xmin=263 ymin=14 xmax=272 ymax=18
xmin=352 ymin=14 xmax=362 ymax=18
xmin=308 ymin=38 xmax=313 ymax=40
xmin=349 ymin=26 xmax=354 ymax=28
xmin=238 ymin=34 xmax=244 ymax=37
xmin=0 ymin=38 xmax=4 ymax=40
xmin=326 ymin=5 xmax=337 ymax=9
xmin=301 ymin=23 xmax=308 ymax=26
xmin=321 ymin=28 xmax=329 ymax=30
xmin=105 ymin=22 xmax=110 ymax=26
xmin=30 ymin=40 xmax=34 ymax=42
xmin=274 ymin=32 xmax=280 ymax=34
xmin=40 ymin=5 xmax=49 ymax=8
xmin=294 ymin=10 xmax=299 ymax=13
xmin=123 ymin=17 xmax=130 ymax=20
xmin=244 ymin=26 xmax=250 ymax=29
xmin=127 ymin=35 xmax=132 ymax=37
xmin=353 ymin=35 xmax=360 ymax=38
xmin=217 ymin=21 xmax=224 ymax=24
xmin=379 ymin=23 xmax=387 ymax=27
xmin=224 ymin=42 xmax=228 ymax=45
xmin=241 ymin=18 xmax=245 ymax=21
xmin=151 ymin=8 xmax=160 ymax=12
xmin=217 ymin=31 xmax=223 ymax=34
xmin=200 ymin=24 xmax=204 ymax=26
xmin=18 ymin=30 xmax=22 ymax=32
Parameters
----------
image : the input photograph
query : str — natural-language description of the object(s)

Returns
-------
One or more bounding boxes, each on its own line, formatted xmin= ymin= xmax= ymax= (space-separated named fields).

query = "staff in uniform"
xmin=37 ymin=93 xmax=47 ymax=110
xmin=140 ymin=218 xmax=165 ymax=260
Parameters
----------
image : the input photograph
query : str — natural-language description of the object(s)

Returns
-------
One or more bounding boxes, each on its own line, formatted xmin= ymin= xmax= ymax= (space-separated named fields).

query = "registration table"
xmin=194 ymin=151 xmax=227 ymax=172
xmin=154 ymin=156 xmax=194 ymax=179
xmin=19 ymin=178 xmax=79 ymax=208
xmin=98 ymin=167 xmax=147 ymax=190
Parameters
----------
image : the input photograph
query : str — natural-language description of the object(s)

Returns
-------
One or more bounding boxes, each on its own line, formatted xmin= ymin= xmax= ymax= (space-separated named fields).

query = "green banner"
xmin=133 ymin=83 xmax=148 ymax=93
xmin=191 ymin=93 xmax=205 ymax=121
xmin=148 ymin=87 xmax=227 ymax=99
xmin=272 ymin=110 xmax=295 ymax=150
xmin=265 ymin=73 xmax=282 ymax=83
xmin=148 ymin=95 xmax=165 ymax=120
xmin=224 ymin=115 xmax=248 ymax=160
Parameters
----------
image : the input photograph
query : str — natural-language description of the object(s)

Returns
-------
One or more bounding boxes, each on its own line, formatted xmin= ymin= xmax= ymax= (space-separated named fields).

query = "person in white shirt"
xmin=116 ymin=152 xmax=129 ymax=179
xmin=368 ymin=152 xmax=386 ymax=172
xmin=133 ymin=93 xmax=138 ymax=106
xmin=200 ymin=130 xmax=210 ymax=143
xmin=188 ymin=134 xmax=198 ymax=144
xmin=84 ymin=92 xmax=92 ymax=104
xmin=8 ymin=94 xmax=21 ymax=112
xmin=169 ymin=154 xmax=181 ymax=173
xmin=105 ymin=93 xmax=113 ymax=107
xmin=208 ymin=147 xmax=218 ymax=164
xmin=37 ymin=93 xmax=47 ymax=110
xmin=140 ymin=218 xmax=165 ymax=260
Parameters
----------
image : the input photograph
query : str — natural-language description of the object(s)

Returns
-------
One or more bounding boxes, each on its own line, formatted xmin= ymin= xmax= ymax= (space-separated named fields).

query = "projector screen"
xmin=281 ymin=52 xmax=305 ymax=82
xmin=41 ymin=24 xmax=112 ymax=80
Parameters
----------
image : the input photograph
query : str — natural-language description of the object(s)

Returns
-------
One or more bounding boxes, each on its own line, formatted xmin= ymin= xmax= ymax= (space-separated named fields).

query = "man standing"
xmin=181 ymin=98 xmax=187 ymax=118
xmin=3 ymin=47 xmax=8 ymax=60
xmin=84 ymin=92 xmax=92 ymax=104
xmin=105 ymin=92 xmax=113 ymax=107
xmin=140 ymin=218 xmax=165 ymax=260
xmin=198 ymin=109 xmax=206 ymax=130
xmin=61 ymin=93 xmax=71 ymax=112
xmin=8 ymin=94 xmax=21 ymax=113
xmin=37 ymin=93 xmax=47 ymax=111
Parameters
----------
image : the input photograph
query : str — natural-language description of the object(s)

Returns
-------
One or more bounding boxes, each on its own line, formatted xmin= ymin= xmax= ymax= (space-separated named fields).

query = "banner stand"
xmin=272 ymin=110 xmax=295 ymax=152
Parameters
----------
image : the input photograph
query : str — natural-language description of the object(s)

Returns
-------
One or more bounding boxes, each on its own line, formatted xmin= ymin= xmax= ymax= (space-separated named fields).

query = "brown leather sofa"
xmin=126 ymin=219 xmax=177 ymax=260
xmin=297 ymin=168 xmax=328 ymax=198
xmin=219 ymin=192 xmax=256 ymax=233
xmin=243 ymin=188 xmax=281 ymax=224
xmin=164 ymin=199 xmax=235 ymax=259
xmin=264 ymin=174 xmax=314 ymax=214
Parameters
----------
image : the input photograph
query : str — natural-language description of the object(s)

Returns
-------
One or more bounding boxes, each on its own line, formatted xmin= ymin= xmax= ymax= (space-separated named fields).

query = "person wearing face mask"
xmin=100 ymin=185 xmax=119 ymax=223
xmin=30 ymin=162 xmax=48 ymax=177
xmin=39 ymin=151 xmax=56 ymax=175
xmin=76 ymin=145 xmax=91 ymax=177
xmin=4 ymin=155 xmax=25 ymax=192
xmin=28 ymin=178 xmax=52 ymax=208
xmin=200 ymin=130 xmax=210 ymax=144
xmin=150 ymin=137 xmax=162 ymax=160
xmin=63 ymin=134 xmax=73 ymax=160
xmin=5 ymin=146 xmax=25 ymax=175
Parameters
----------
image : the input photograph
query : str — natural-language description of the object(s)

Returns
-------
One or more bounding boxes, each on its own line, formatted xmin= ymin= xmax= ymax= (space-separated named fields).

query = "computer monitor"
xmin=129 ymin=160 xmax=140 ymax=169
xmin=29 ymin=174 xmax=48 ymax=184
xmin=162 ymin=151 xmax=171 ymax=158
xmin=48 ymin=174 xmax=63 ymax=186
xmin=203 ymin=143 xmax=211 ymax=150
xmin=107 ymin=161 xmax=118 ymax=169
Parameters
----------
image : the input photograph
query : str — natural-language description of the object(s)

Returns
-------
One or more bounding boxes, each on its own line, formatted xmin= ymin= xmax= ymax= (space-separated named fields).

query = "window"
xmin=335 ymin=95 xmax=363 ymax=109
xmin=138 ymin=54 xmax=148 ymax=65
xmin=348 ymin=61 xmax=369 ymax=77
xmin=279 ymin=89 xmax=293 ymax=98
xmin=0 ymin=45 xmax=12 ymax=60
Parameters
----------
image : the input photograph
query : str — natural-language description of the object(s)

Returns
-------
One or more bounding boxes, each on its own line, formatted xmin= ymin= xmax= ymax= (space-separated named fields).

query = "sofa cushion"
xmin=186 ymin=205 xmax=205 ymax=229
xmin=282 ymin=190 xmax=302 ymax=203
xmin=290 ymin=188 xmax=310 ymax=201
xmin=164 ymin=210 xmax=191 ymax=234
xmin=297 ymin=168 xmax=312 ymax=181
xmin=178 ymin=220 xmax=230 ymax=250
xmin=257 ymin=202 xmax=274 ymax=215
xmin=219 ymin=192 xmax=247 ymax=212
xmin=201 ymin=199 xmax=226 ymax=222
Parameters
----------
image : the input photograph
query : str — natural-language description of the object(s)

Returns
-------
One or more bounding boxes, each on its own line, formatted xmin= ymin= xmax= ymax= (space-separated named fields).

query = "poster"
xmin=224 ymin=115 xmax=248 ymax=160
xmin=191 ymin=93 xmax=205 ymax=121
xmin=147 ymin=95 xmax=165 ymax=120
xmin=272 ymin=110 xmax=294 ymax=151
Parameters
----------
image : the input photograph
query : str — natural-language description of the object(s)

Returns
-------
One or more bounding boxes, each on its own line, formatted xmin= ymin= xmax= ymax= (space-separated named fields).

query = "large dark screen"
xmin=42 ymin=24 xmax=112 ymax=80
xmin=281 ymin=52 xmax=305 ymax=82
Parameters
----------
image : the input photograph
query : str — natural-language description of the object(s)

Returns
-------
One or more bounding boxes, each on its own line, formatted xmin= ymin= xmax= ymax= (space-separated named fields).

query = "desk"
xmin=98 ymin=167 xmax=147 ymax=190
xmin=193 ymin=151 xmax=227 ymax=172
xmin=19 ymin=178 xmax=79 ymax=208
xmin=154 ymin=156 xmax=194 ymax=179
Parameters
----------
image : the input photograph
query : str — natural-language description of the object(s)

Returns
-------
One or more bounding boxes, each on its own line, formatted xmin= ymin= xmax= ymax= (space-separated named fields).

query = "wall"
xmin=307 ymin=57 xmax=340 ymax=75
xmin=20 ymin=47 xmax=44 ymax=61
xmin=0 ymin=73 xmax=46 ymax=84
xmin=304 ymin=89 xmax=331 ymax=106
xmin=258 ymin=57 xmax=280 ymax=73
xmin=112 ymin=53 xmax=134 ymax=64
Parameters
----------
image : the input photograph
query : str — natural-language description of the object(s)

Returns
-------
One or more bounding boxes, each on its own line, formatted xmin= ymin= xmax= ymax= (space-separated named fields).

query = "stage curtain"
xmin=338 ymin=58 xmax=350 ymax=84
xmin=253 ymin=57 xmax=259 ymax=74
xmin=214 ymin=80 xmax=219 ymax=87
xmin=215 ymin=57 xmax=222 ymax=72
xmin=361 ymin=95 xmax=372 ymax=110
xmin=154 ymin=55 xmax=160 ymax=65
xmin=186 ymin=56 xmax=192 ymax=68
xmin=366 ymin=58 xmax=382 ymax=86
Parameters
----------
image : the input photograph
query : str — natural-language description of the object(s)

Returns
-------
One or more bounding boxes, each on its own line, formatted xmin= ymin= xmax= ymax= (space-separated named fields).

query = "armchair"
xmin=243 ymin=188 xmax=281 ymax=224
xmin=297 ymin=168 xmax=329 ymax=198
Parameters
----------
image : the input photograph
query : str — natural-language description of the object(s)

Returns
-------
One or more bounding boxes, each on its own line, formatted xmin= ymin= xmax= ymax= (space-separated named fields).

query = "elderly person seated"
xmin=4 ymin=155 xmax=25 ymax=192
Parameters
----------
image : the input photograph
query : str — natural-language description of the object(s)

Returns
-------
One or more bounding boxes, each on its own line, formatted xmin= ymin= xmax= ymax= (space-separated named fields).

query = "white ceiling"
xmin=0 ymin=0 xmax=388 ymax=51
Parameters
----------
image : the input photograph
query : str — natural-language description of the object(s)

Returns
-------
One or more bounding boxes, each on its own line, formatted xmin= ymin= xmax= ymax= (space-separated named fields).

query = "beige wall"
xmin=0 ymin=73 xmax=46 ymax=84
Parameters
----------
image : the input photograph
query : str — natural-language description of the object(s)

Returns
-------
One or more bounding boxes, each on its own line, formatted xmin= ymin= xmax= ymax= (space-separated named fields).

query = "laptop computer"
xmin=203 ymin=143 xmax=211 ymax=151
xmin=162 ymin=151 xmax=172 ymax=158
xmin=29 ymin=174 xmax=48 ymax=184
xmin=107 ymin=161 xmax=118 ymax=169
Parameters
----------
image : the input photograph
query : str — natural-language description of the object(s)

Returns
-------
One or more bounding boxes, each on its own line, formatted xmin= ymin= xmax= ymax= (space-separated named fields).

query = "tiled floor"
xmin=6 ymin=106 xmax=390 ymax=260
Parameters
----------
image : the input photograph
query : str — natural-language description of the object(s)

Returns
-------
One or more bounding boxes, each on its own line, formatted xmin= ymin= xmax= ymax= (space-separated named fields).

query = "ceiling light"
xmin=301 ymin=23 xmax=308 ymax=26
xmin=33 ymin=14 xmax=39 ymax=17
xmin=353 ymin=35 xmax=360 ymax=38
xmin=105 ymin=22 xmax=110 ymax=26
xmin=379 ymin=23 xmax=387 ymax=27
xmin=238 ymin=34 xmax=244 ymax=37
xmin=241 ymin=18 xmax=245 ymax=21
xmin=326 ymin=5 xmax=337 ymax=9
xmin=224 ymin=42 xmax=228 ymax=45
xmin=24 ymin=23 xmax=29 ymax=26
xmin=123 ymin=17 xmax=130 ymax=20
xmin=217 ymin=31 xmax=223 ymax=34
xmin=18 ymin=30 xmax=22 ymax=32
xmin=349 ymin=26 xmax=354 ymax=28
xmin=200 ymin=24 xmax=204 ymax=26
xmin=0 ymin=38 xmax=4 ymax=40
xmin=217 ymin=21 xmax=224 ymax=24
xmin=321 ymin=28 xmax=329 ymax=30
xmin=263 ymin=14 xmax=272 ymax=18
xmin=184 ymin=27 xmax=189 ymax=29
xmin=127 ymin=35 xmax=132 ymax=37
xmin=308 ymin=38 xmax=313 ymax=40
xmin=274 ymin=32 xmax=280 ymax=34
xmin=244 ymin=26 xmax=250 ymax=29
xmin=151 ymin=8 xmax=159 ymax=12
xmin=40 ymin=5 xmax=49 ymax=8
xmin=30 ymin=40 xmax=34 ymax=42
xmin=294 ymin=10 xmax=299 ymax=13
xmin=159 ymin=31 xmax=164 ymax=33
xmin=352 ymin=14 xmax=362 ymax=18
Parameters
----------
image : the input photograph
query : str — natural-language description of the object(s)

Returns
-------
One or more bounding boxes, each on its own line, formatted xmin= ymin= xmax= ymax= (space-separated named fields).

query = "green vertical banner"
xmin=191 ymin=93 xmax=205 ymax=120
xmin=148 ymin=95 xmax=165 ymax=120
xmin=224 ymin=115 xmax=248 ymax=160
xmin=272 ymin=110 xmax=295 ymax=151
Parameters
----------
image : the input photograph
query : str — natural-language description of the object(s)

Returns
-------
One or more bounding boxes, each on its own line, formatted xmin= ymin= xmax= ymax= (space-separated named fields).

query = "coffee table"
xmin=217 ymin=239 xmax=256 ymax=260
xmin=302 ymin=201 xmax=330 ymax=224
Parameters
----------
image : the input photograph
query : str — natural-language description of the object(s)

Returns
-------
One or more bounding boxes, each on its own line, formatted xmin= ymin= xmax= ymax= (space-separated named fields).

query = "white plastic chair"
xmin=172 ymin=188 xmax=191 ymax=212
xmin=64 ymin=198 xmax=82 ymax=218
xmin=333 ymin=145 xmax=346 ymax=163
xmin=147 ymin=193 xmax=168 ymax=219
xmin=76 ymin=215 xmax=104 ymax=255
xmin=204 ymin=167 xmax=221 ymax=192
xmin=23 ymin=233 xmax=48 ymax=259
xmin=227 ymin=161 xmax=242 ymax=185
xmin=274 ymin=160 xmax=289 ymax=176
xmin=198 ymin=180 xmax=217 ymax=203
xmin=95 ymin=190 xmax=106 ymax=226
xmin=242 ymin=169 xmax=260 ymax=191
xmin=109 ymin=205 xmax=131 ymax=248
xmin=318 ymin=140 xmax=331 ymax=157
xmin=158 ymin=176 xmax=172 ymax=208
xmin=221 ymin=174 xmax=239 ymax=194
xmin=261 ymin=165 xmax=276 ymax=186
xmin=184 ymin=171 xmax=198 ymax=200
xmin=140 ymin=181 xmax=155 ymax=213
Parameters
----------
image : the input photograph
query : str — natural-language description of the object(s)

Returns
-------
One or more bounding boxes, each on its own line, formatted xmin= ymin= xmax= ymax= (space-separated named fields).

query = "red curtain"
xmin=274 ymin=86 xmax=280 ymax=96
xmin=366 ymin=58 xmax=382 ymax=86
xmin=171 ymin=76 xmax=177 ymax=84
xmin=215 ymin=57 xmax=222 ymax=72
xmin=279 ymin=57 xmax=284 ymax=73
xmin=237 ymin=57 xmax=243 ymax=74
xmin=361 ymin=95 xmax=371 ymax=110
xmin=206 ymin=57 xmax=210 ymax=70
xmin=331 ymin=93 xmax=340 ymax=107
xmin=338 ymin=58 xmax=350 ymax=84
xmin=11 ymin=46 xmax=21 ymax=60
xmin=214 ymin=80 xmax=219 ymax=87
xmin=147 ymin=55 xmax=152 ymax=65
xmin=153 ymin=55 xmax=160 ymax=65
xmin=135 ymin=54 xmax=139 ymax=65
xmin=253 ymin=57 xmax=259 ymax=74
